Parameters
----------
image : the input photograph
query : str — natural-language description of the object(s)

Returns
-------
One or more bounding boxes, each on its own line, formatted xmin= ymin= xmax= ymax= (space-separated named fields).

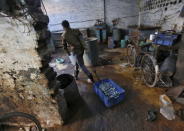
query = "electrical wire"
xmin=49 ymin=18 xmax=104 ymax=26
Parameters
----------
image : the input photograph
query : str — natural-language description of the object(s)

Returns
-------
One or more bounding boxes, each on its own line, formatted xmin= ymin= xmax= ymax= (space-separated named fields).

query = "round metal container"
xmin=113 ymin=28 xmax=121 ymax=41
xmin=83 ymin=37 xmax=99 ymax=66
xmin=57 ymin=74 xmax=80 ymax=104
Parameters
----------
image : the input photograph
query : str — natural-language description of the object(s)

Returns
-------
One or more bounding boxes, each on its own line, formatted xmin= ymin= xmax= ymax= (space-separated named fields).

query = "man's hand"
xmin=71 ymin=46 xmax=75 ymax=50
xmin=63 ymin=39 xmax=70 ymax=55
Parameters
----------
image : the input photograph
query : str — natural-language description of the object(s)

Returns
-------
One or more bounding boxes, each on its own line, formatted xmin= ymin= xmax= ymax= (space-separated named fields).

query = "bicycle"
xmin=127 ymin=36 xmax=177 ymax=88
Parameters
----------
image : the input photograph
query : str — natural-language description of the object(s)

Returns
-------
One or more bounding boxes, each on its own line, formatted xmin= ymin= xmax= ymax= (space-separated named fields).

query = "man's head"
xmin=62 ymin=20 xmax=70 ymax=30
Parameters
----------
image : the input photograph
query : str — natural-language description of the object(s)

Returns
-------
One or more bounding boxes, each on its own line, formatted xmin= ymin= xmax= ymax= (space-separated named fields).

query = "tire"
xmin=0 ymin=112 xmax=42 ymax=131
xmin=141 ymin=54 xmax=159 ymax=87
xmin=127 ymin=44 xmax=137 ymax=67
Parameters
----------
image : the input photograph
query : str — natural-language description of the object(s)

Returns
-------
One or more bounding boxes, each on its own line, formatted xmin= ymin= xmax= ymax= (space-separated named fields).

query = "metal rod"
xmin=40 ymin=0 xmax=48 ymax=15
xmin=104 ymin=0 xmax=106 ymax=23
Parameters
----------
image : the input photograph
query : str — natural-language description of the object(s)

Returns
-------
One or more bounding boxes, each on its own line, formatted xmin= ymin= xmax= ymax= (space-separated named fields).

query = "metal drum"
xmin=83 ymin=37 xmax=99 ymax=66
xmin=102 ymin=29 xmax=107 ymax=42
xmin=113 ymin=28 xmax=121 ymax=41
xmin=57 ymin=74 xmax=80 ymax=104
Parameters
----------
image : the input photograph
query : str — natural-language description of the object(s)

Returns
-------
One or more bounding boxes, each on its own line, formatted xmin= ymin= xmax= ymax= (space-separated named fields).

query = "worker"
xmin=61 ymin=20 xmax=95 ymax=83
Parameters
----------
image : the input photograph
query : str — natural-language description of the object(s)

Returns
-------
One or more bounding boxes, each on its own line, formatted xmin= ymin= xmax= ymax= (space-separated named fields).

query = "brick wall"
xmin=44 ymin=0 xmax=104 ymax=31
xmin=44 ymin=0 xmax=139 ymax=31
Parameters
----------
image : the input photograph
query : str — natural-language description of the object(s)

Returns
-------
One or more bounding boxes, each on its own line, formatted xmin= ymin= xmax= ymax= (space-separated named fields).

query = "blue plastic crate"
xmin=93 ymin=79 xmax=125 ymax=107
xmin=94 ymin=25 xmax=106 ymax=29
xmin=153 ymin=34 xmax=179 ymax=46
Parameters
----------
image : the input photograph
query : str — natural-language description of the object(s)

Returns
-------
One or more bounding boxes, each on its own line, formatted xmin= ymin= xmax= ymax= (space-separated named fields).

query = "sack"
xmin=160 ymin=55 xmax=177 ymax=76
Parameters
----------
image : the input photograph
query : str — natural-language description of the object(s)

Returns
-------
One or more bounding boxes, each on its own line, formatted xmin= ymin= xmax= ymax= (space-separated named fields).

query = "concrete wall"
xmin=139 ymin=0 xmax=184 ymax=31
xmin=0 ymin=16 xmax=62 ymax=127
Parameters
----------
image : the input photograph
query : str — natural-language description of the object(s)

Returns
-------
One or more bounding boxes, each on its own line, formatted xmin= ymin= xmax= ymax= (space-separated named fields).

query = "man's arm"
xmin=62 ymin=38 xmax=70 ymax=55
xmin=76 ymin=29 xmax=83 ymax=36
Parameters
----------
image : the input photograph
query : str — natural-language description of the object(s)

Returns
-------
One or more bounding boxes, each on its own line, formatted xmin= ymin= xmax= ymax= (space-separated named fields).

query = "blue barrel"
xmin=83 ymin=37 xmax=99 ymax=66
xmin=95 ymin=29 xmax=107 ymax=42
xmin=95 ymin=30 xmax=101 ymax=42
xmin=120 ymin=40 xmax=126 ymax=48
xmin=102 ymin=29 xmax=107 ymax=42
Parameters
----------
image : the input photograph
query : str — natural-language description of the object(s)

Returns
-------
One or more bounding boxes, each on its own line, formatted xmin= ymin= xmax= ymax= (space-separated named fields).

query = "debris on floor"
xmin=166 ymin=86 xmax=184 ymax=98
xmin=159 ymin=94 xmax=175 ymax=120
xmin=166 ymin=86 xmax=184 ymax=105
xmin=56 ymin=58 xmax=65 ymax=64
xmin=119 ymin=63 xmax=130 ymax=68
xmin=176 ymin=109 xmax=184 ymax=121
xmin=146 ymin=109 xmax=157 ymax=122
xmin=176 ymin=91 xmax=184 ymax=105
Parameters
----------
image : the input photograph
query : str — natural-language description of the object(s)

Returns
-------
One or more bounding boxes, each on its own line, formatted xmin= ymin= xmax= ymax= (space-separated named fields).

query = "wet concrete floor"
xmin=49 ymin=48 xmax=184 ymax=131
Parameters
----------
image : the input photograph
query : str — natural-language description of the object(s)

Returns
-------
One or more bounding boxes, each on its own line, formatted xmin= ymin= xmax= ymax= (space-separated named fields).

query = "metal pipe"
xmin=104 ymin=0 xmax=106 ymax=23
xmin=40 ymin=0 xmax=48 ymax=15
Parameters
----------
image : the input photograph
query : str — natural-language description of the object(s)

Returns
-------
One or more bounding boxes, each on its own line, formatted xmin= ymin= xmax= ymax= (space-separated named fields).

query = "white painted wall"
xmin=139 ymin=0 xmax=184 ymax=31
xmin=105 ymin=0 xmax=139 ymax=28
xmin=43 ymin=0 xmax=104 ymax=31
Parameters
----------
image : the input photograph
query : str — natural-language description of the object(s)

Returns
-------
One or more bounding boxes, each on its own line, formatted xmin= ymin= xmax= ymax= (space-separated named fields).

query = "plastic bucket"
xmin=120 ymin=40 xmax=126 ymax=48
xmin=150 ymin=34 xmax=155 ymax=41
xmin=69 ymin=54 xmax=77 ymax=65
xmin=83 ymin=37 xmax=99 ymax=66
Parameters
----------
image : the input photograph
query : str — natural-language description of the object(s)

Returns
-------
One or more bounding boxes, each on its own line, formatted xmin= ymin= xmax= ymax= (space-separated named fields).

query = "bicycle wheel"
xmin=127 ymin=44 xmax=137 ymax=67
xmin=0 ymin=112 xmax=42 ymax=131
xmin=158 ymin=75 xmax=173 ymax=88
xmin=141 ymin=54 xmax=159 ymax=87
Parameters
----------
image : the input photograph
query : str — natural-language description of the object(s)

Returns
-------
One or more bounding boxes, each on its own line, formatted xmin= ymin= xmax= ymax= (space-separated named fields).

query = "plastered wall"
xmin=0 ymin=16 xmax=62 ymax=127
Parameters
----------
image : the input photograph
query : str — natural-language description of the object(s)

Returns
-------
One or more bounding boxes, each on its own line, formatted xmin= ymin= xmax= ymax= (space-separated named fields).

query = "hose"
xmin=0 ymin=112 xmax=42 ymax=131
